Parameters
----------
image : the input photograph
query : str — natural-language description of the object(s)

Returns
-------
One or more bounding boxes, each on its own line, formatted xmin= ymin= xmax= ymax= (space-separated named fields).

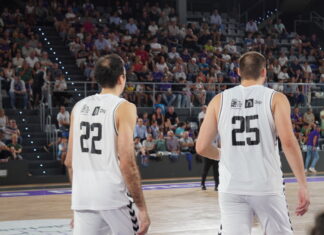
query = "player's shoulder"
xmin=118 ymin=100 xmax=136 ymax=112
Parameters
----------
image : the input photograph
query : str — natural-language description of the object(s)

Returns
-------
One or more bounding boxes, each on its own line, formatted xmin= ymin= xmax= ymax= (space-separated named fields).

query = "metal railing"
xmin=310 ymin=11 xmax=324 ymax=31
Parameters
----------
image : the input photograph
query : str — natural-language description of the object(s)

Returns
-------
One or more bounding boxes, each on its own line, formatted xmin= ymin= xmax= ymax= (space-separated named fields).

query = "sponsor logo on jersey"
xmin=245 ymin=99 xmax=254 ymax=108
xmin=231 ymin=99 xmax=242 ymax=109
xmin=92 ymin=106 xmax=100 ymax=116
xmin=80 ymin=104 xmax=90 ymax=114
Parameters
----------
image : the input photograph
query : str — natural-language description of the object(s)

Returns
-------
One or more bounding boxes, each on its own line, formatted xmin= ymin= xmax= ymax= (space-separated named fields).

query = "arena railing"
xmin=46 ymin=81 xmax=324 ymax=107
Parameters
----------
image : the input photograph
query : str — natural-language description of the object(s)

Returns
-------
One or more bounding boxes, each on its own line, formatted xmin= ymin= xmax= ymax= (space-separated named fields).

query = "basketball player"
xmin=196 ymin=51 xmax=310 ymax=235
xmin=65 ymin=54 xmax=150 ymax=235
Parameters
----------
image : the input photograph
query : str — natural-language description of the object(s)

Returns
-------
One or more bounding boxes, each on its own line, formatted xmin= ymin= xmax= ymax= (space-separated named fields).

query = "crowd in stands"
xmin=0 ymin=1 xmax=324 ymax=170
xmin=0 ymin=108 xmax=23 ymax=162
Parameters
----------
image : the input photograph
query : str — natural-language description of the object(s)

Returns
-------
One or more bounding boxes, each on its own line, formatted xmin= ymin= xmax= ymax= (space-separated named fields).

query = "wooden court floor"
xmin=0 ymin=179 xmax=324 ymax=235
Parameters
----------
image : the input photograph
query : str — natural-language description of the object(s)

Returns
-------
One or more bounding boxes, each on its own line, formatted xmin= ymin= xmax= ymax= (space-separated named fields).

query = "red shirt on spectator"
xmin=135 ymin=48 xmax=149 ymax=63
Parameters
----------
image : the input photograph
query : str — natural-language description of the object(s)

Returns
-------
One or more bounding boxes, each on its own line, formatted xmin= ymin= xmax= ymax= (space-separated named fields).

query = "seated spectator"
xmin=165 ymin=106 xmax=179 ymax=129
xmin=278 ymin=52 xmax=288 ymax=67
xmin=180 ymin=131 xmax=195 ymax=170
xmin=291 ymin=107 xmax=304 ymax=128
xmin=25 ymin=51 xmax=39 ymax=68
xmin=303 ymin=108 xmax=315 ymax=125
xmin=187 ymin=57 xmax=199 ymax=82
xmin=12 ymin=52 xmax=24 ymax=68
xmin=277 ymin=66 xmax=290 ymax=82
xmin=183 ymin=28 xmax=198 ymax=51
xmin=274 ymin=19 xmax=287 ymax=36
xmin=291 ymin=35 xmax=302 ymax=54
xmin=245 ymin=20 xmax=258 ymax=34
xmin=198 ymin=105 xmax=207 ymax=125
xmin=134 ymin=137 xmax=145 ymax=158
xmin=94 ymin=34 xmax=111 ymax=55
xmin=175 ymin=122 xmax=186 ymax=137
xmin=320 ymin=108 xmax=324 ymax=137
xmin=155 ymin=132 xmax=168 ymax=153
xmin=9 ymin=76 xmax=28 ymax=109
xmin=149 ymin=121 xmax=159 ymax=139
xmin=7 ymin=134 xmax=23 ymax=160
xmin=305 ymin=125 xmax=321 ymax=173
xmin=53 ymin=75 xmax=68 ymax=106
xmin=125 ymin=18 xmax=139 ymax=35
xmin=166 ymin=130 xmax=180 ymax=160
xmin=224 ymin=40 xmax=238 ymax=56
xmin=135 ymin=118 xmax=147 ymax=141
xmin=0 ymin=130 xmax=13 ymax=162
xmin=143 ymin=134 xmax=156 ymax=156
xmin=0 ymin=108 xmax=8 ymax=129
xmin=57 ymin=105 xmax=70 ymax=135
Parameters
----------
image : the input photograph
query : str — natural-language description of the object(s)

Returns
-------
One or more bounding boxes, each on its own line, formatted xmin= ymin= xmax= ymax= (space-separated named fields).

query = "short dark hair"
xmin=239 ymin=51 xmax=266 ymax=80
xmin=94 ymin=54 xmax=125 ymax=88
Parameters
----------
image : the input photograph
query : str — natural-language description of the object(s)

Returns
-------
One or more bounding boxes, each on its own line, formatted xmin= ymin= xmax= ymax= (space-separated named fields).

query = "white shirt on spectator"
xmin=148 ymin=24 xmax=159 ymax=35
xmin=110 ymin=16 xmax=121 ymax=25
xmin=12 ymin=57 xmax=25 ymax=68
xmin=301 ymin=64 xmax=312 ymax=73
xmin=224 ymin=44 xmax=237 ymax=54
xmin=57 ymin=111 xmax=70 ymax=128
xmin=25 ymin=56 xmax=39 ymax=68
xmin=245 ymin=21 xmax=258 ymax=33
xmin=278 ymin=71 xmax=290 ymax=80
xmin=198 ymin=111 xmax=205 ymax=123
xmin=168 ymin=51 xmax=180 ymax=60
xmin=210 ymin=14 xmax=222 ymax=25
xmin=94 ymin=39 xmax=111 ymax=51
xmin=278 ymin=56 xmax=288 ymax=67
xmin=10 ymin=79 xmax=26 ymax=93
xmin=156 ymin=62 xmax=168 ymax=72
xmin=65 ymin=12 xmax=76 ymax=20
xmin=54 ymin=79 xmax=67 ymax=91
xmin=291 ymin=38 xmax=302 ymax=47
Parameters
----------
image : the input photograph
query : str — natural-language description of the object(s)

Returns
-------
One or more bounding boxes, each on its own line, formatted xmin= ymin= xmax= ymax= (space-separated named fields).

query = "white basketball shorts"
xmin=218 ymin=192 xmax=293 ymax=235
xmin=73 ymin=201 xmax=138 ymax=235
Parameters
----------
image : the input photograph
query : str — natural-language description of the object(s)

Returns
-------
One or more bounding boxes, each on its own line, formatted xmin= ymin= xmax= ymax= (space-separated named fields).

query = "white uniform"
xmin=72 ymin=93 xmax=138 ymax=235
xmin=217 ymin=85 xmax=293 ymax=235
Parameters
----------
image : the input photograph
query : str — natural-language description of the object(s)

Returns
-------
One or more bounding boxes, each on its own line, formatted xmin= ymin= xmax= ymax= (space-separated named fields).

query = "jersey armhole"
xmin=113 ymin=100 xmax=126 ymax=136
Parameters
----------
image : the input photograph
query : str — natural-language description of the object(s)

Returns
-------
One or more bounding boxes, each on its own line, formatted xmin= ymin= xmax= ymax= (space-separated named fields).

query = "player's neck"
xmin=240 ymin=79 xmax=264 ymax=87
xmin=100 ymin=87 xmax=121 ymax=97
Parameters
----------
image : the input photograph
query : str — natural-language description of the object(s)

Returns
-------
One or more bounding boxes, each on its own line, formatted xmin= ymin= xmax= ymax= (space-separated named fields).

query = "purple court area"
xmin=1 ymin=176 xmax=323 ymax=198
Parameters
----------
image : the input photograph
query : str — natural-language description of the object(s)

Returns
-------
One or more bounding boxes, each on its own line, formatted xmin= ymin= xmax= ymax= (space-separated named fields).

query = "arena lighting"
xmin=44 ymin=38 xmax=47 ymax=41
xmin=53 ymin=52 xmax=56 ymax=55
xmin=61 ymin=66 xmax=65 ymax=70
xmin=99 ymin=18 xmax=102 ymax=22
xmin=22 ymin=118 xmax=25 ymax=122
xmin=37 ymin=155 xmax=40 ymax=159
xmin=58 ymin=61 xmax=62 ymax=64
xmin=65 ymin=71 xmax=68 ymax=74
xmin=42 ymin=171 xmax=46 ymax=174
xmin=25 ymin=127 xmax=29 ymax=130
xmin=19 ymin=111 xmax=22 ymax=114
xmin=78 ymin=93 xmax=81 ymax=96
xmin=33 ymin=148 xmax=37 ymax=152
xmin=50 ymin=48 xmax=52 ymax=50
xmin=41 ymin=32 xmax=44 ymax=35
xmin=47 ymin=42 xmax=50 ymax=45
xmin=74 ymin=88 xmax=78 ymax=91
xmin=68 ymin=77 xmax=71 ymax=80
xmin=30 ymin=141 xmax=34 ymax=144
xmin=55 ymin=58 xmax=58 ymax=61
xmin=40 ymin=164 xmax=43 ymax=167
xmin=27 ymin=134 xmax=30 ymax=137
xmin=38 ymin=28 xmax=41 ymax=31
xmin=71 ymin=82 xmax=74 ymax=85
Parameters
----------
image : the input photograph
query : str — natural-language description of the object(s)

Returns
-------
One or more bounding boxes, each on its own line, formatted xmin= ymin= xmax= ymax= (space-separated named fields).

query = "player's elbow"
xmin=196 ymin=141 xmax=207 ymax=156
xmin=64 ymin=158 xmax=72 ymax=168
xmin=280 ymin=137 xmax=297 ymax=150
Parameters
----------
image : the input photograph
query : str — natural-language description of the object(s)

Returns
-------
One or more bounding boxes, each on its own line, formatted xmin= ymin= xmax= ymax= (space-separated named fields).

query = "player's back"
xmin=218 ymin=84 xmax=283 ymax=195
xmin=71 ymin=93 xmax=129 ymax=210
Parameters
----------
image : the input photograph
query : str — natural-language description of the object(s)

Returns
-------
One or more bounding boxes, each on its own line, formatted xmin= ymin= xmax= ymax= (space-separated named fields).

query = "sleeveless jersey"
xmin=218 ymin=85 xmax=284 ymax=195
xmin=71 ymin=93 xmax=129 ymax=210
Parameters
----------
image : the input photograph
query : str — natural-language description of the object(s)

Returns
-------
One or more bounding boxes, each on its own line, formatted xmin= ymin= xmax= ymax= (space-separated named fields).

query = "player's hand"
xmin=136 ymin=209 xmax=150 ymax=235
xmin=295 ymin=186 xmax=310 ymax=216
xmin=70 ymin=217 xmax=74 ymax=229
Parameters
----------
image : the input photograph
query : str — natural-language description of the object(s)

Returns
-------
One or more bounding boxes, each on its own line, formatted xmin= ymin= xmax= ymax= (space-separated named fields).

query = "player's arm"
xmin=116 ymin=101 xmax=150 ymax=235
xmin=64 ymin=111 xmax=74 ymax=183
xmin=272 ymin=92 xmax=310 ymax=216
xmin=196 ymin=94 xmax=221 ymax=160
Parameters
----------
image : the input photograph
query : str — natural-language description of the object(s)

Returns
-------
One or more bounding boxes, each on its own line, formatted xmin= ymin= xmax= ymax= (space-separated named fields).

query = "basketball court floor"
xmin=0 ymin=175 xmax=324 ymax=235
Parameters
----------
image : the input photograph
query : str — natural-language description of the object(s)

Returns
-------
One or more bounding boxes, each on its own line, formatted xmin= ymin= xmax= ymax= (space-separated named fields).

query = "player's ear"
xmin=117 ymin=74 xmax=126 ymax=85
xmin=237 ymin=68 xmax=241 ymax=77
xmin=261 ymin=67 xmax=267 ymax=78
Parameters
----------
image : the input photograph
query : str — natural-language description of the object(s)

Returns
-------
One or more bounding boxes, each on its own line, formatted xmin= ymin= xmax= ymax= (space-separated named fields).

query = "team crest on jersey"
xmin=245 ymin=99 xmax=254 ymax=108
xmin=80 ymin=104 xmax=90 ymax=114
xmin=231 ymin=99 xmax=242 ymax=109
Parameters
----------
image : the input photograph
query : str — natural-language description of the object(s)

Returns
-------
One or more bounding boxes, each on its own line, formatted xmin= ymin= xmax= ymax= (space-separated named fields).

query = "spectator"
xmin=303 ymin=108 xmax=315 ymax=125
xmin=134 ymin=137 xmax=145 ymax=157
xmin=7 ymin=134 xmax=23 ymax=160
xmin=125 ymin=18 xmax=139 ymax=35
xmin=0 ymin=130 xmax=13 ymax=162
xmin=155 ymin=132 xmax=168 ymax=152
xmin=179 ymin=131 xmax=195 ymax=170
xmin=3 ymin=119 xmax=21 ymax=144
xmin=166 ymin=130 xmax=180 ymax=159
xmin=0 ymin=108 xmax=8 ymax=129
xmin=134 ymin=118 xmax=147 ymax=141
xmin=165 ymin=106 xmax=179 ymax=129
xmin=210 ymin=9 xmax=222 ymax=28
xmin=25 ymin=51 xmax=39 ymax=68
xmin=245 ymin=20 xmax=258 ymax=34
xmin=175 ymin=122 xmax=186 ymax=137
xmin=143 ymin=134 xmax=156 ymax=156
xmin=94 ymin=34 xmax=111 ymax=55
xmin=277 ymin=66 xmax=290 ymax=81
xmin=274 ymin=19 xmax=287 ymax=36
xmin=9 ymin=76 xmax=28 ymax=109
xmin=198 ymin=105 xmax=207 ymax=125
xmin=305 ymin=125 xmax=321 ymax=173
xmin=57 ymin=105 xmax=70 ymax=135
xmin=53 ymin=75 xmax=68 ymax=106
xmin=320 ymin=108 xmax=324 ymax=137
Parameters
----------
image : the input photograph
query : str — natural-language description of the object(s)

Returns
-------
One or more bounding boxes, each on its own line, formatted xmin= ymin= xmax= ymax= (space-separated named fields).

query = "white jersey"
xmin=218 ymin=85 xmax=283 ymax=195
xmin=71 ymin=93 xmax=129 ymax=210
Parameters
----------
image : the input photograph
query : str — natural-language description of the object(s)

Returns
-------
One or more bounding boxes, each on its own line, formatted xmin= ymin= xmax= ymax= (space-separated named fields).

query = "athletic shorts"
xmin=73 ymin=201 xmax=138 ymax=235
xmin=218 ymin=192 xmax=293 ymax=235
